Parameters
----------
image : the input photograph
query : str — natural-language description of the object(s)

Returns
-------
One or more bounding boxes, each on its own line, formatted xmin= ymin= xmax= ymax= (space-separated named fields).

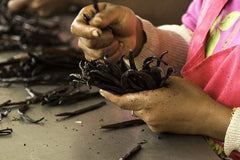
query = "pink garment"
xmin=181 ymin=0 xmax=240 ymax=158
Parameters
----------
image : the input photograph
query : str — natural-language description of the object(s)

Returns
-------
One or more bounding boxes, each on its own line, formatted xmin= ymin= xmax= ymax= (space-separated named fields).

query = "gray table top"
xmin=0 ymin=77 xmax=220 ymax=160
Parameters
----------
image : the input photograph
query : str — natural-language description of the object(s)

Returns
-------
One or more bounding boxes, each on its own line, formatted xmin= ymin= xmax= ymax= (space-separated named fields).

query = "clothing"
xmin=136 ymin=0 xmax=240 ymax=159
xmin=181 ymin=0 xmax=240 ymax=158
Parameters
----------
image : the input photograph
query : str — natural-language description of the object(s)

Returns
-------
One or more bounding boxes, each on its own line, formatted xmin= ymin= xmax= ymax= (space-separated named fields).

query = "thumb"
xmin=99 ymin=89 xmax=145 ymax=111
xmin=90 ymin=3 xmax=135 ymax=35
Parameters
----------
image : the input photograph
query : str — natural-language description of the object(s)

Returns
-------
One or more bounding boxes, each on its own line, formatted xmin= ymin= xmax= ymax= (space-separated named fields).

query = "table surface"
xmin=0 ymin=51 xmax=221 ymax=160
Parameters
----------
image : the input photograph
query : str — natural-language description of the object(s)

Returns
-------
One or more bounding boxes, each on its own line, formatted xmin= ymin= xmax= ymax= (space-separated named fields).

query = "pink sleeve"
xmin=181 ymin=0 xmax=204 ymax=32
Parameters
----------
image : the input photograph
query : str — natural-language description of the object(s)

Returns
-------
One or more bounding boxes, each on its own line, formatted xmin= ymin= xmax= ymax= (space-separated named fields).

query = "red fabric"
xmin=181 ymin=0 xmax=240 ymax=158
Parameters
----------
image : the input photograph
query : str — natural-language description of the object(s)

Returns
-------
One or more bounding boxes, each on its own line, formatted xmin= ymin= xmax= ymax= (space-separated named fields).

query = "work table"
xmin=0 ymin=63 xmax=220 ymax=160
xmin=0 ymin=11 xmax=220 ymax=158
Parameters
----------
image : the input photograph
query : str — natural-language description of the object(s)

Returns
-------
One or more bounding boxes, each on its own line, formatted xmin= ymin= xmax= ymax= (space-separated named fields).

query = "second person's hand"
xmin=71 ymin=2 xmax=146 ymax=62
xmin=8 ymin=0 xmax=73 ymax=17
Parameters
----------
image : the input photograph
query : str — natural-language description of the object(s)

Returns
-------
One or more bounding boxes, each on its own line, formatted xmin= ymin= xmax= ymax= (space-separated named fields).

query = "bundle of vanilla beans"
xmin=0 ymin=0 xmax=68 ymax=51
xmin=71 ymin=50 xmax=175 ymax=94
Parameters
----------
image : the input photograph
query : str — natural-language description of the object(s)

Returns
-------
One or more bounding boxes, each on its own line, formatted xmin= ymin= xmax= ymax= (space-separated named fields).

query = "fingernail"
xmin=92 ymin=30 xmax=100 ymax=37
xmin=99 ymin=89 xmax=104 ymax=96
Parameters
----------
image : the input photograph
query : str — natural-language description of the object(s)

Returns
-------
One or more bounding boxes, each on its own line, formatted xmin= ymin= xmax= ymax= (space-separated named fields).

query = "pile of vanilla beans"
xmin=0 ymin=0 xmax=103 ymax=126
xmin=0 ymin=0 xmax=67 ymax=51
xmin=71 ymin=50 xmax=175 ymax=94
xmin=0 ymin=47 xmax=85 ymax=85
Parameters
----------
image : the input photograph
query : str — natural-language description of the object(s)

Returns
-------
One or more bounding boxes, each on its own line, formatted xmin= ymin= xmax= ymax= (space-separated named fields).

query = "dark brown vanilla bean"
xmin=100 ymin=119 xmax=145 ymax=129
xmin=119 ymin=144 xmax=142 ymax=160
xmin=0 ymin=128 xmax=13 ymax=136
xmin=0 ymin=100 xmax=11 ymax=108
xmin=93 ymin=0 xmax=99 ymax=12
xmin=18 ymin=105 xmax=44 ymax=123
xmin=55 ymin=101 xmax=106 ymax=117
xmin=83 ymin=14 xmax=90 ymax=25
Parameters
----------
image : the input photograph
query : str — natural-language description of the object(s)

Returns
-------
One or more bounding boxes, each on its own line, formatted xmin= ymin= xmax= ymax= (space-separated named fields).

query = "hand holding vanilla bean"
xmin=71 ymin=3 xmax=146 ymax=63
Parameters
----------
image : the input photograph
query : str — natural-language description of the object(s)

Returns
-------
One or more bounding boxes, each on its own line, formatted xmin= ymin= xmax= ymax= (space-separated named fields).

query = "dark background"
xmin=80 ymin=0 xmax=193 ymax=25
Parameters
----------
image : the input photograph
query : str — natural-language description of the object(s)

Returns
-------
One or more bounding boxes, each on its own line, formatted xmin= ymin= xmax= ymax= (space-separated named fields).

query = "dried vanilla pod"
xmin=71 ymin=50 xmax=175 ymax=94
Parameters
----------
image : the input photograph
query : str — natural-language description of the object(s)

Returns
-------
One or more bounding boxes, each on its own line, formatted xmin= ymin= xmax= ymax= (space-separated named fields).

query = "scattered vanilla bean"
xmin=55 ymin=101 xmax=106 ymax=117
xmin=100 ymin=119 xmax=145 ymax=130
xmin=0 ymin=128 xmax=13 ymax=136
xmin=0 ymin=108 xmax=11 ymax=121
xmin=119 ymin=144 xmax=142 ymax=160
xmin=18 ymin=105 xmax=44 ymax=123
xmin=0 ymin=100 xmax=11 ymax=108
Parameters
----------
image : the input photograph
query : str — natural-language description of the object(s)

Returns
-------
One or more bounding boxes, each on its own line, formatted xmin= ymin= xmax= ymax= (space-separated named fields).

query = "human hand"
xmin=8 ymin=0 xmax=72 ymax=17
xmin=100 ymin=76 xmax=232 ymax=140
xmin=71 ymin=2 xmax=145 ymax=62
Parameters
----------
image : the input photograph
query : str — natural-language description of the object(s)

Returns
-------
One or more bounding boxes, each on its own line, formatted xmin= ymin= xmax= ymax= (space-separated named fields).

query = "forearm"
xmin=133 ymin=18 xmax=191 ymax=76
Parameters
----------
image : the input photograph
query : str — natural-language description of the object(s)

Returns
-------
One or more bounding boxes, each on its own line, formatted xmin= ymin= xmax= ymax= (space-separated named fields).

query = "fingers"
xmin=99 ymin=89 xmax=146 ymax=111
xmin=71 ymin=3 xmax=130 ymax=38
xmin=8 ymin=0 xmax=29 ymax=12
xmin=79 ymin=38 xmax=120 ymax=60
xmin=71 ymin=6 xmax=103 ymax=38
xmin=80 ymin=29 xmax=114 ymax=49
xmin=89 ymin=3 xmax=123 ymax=29
xmin=78 ymin=28 xmax=123 ymax=61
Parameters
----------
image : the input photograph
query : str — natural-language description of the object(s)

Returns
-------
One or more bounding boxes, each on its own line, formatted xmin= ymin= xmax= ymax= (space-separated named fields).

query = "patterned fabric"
xmin=205 ymin=137 xmax=227 ymax=159
xmin=181 ymin=0 xmax=240 ymax=159
xmin=182 ymin=0 xmax=240 ymax=57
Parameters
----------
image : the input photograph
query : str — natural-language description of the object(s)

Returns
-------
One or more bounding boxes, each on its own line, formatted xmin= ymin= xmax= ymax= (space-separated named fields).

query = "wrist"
xmin=204 ymin=102 xmax=232 ymax=141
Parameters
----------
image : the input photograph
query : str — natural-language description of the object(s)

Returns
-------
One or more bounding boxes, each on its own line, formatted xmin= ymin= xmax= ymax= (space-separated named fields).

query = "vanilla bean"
xmin=119 ymin=144 xmax=142 ymax=160
xmin=100 ymin=119 xmax=145 ymax=129
xmin=0 ymin=100 xmax=11 ymax=108
xmin=0 ymin=128 xmax=13 ymax=136
xmin=93 ymin=0 xmax=99 ymax=12
xmin=83 ymin=14 xmax=90 ymax=25
xmin=0 ymin=108 xmax=11 ymax=121
xmin=0 ymin=100 xmax=27 ymax=107
xmin=55 ymin=101 xmax=106 ymax=117
xmin=18 ymin=105 xmax=44 ymax=123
